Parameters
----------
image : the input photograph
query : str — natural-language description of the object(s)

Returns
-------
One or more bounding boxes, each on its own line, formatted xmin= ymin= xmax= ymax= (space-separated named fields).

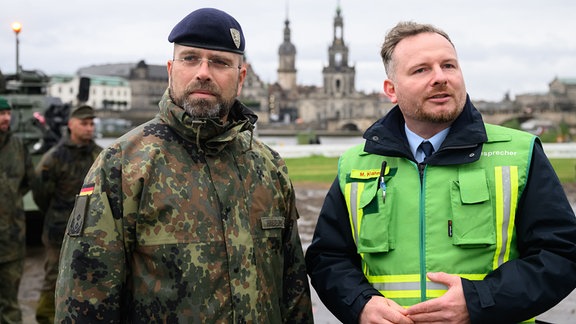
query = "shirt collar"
xmin=405 ymin=124 xmax=450 ymax=161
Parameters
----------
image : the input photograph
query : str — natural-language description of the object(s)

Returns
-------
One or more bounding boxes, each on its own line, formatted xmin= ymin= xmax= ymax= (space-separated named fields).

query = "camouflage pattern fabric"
xmin=0 ymin=131 xmax=35 ymax=323
xmin=0 ymin=258 xmax=24 ymax=323
xmin=55 ymin=90 xmax=313 ymax=323
xmin=33 ymin=137 xmax=102 ymax=324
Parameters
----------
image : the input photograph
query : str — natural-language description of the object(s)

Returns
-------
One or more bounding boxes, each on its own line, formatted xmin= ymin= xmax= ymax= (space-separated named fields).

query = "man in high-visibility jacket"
xmin=305 ymin=21 xmax=576 ymax=324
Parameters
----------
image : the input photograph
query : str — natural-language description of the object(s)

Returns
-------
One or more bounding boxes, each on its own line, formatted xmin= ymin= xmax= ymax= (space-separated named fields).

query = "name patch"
xmin=261 ymin=217 xmax=285 ymax=229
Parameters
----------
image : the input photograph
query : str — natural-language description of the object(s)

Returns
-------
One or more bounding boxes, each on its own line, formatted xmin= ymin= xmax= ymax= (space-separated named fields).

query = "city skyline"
xmin=1 ymin=0 xmax=575 ymax=101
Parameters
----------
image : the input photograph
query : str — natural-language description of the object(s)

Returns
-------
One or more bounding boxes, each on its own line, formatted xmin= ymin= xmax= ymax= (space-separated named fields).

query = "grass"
xmin=285 ymin=156 xmax=339 ymax=184
xmin=550 ymin=159 xmax=576 ymax=183
xmin=285 ymin=156 xmax=576 ymax=184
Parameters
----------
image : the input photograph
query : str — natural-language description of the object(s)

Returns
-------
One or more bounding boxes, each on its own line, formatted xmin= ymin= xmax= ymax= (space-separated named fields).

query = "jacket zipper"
xmin=418 ymin=162 xmax=427 ymax=302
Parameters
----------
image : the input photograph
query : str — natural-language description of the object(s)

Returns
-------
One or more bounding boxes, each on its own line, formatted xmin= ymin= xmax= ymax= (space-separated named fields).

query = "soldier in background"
xmin=55 ymin=8 xmax=312 ymax=323
xmin=33 ymin=105 xmax=102 ymax=324
xmin=0 ymin=96 xmax=36 ymax=323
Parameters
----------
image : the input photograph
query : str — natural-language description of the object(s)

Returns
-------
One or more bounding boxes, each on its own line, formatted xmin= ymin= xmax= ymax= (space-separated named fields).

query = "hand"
xmin=406 ymin=272 xmax=470 ymax=324
xmin=359 ymin=295 xmax=414 ymax=324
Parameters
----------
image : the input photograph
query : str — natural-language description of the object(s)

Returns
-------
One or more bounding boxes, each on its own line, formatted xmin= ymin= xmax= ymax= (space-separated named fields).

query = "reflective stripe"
xmin=367 ymin=273 xmax=486 ymax=301
xmin=371 ymin=281 xmax=448 ymax=292
xmin=494 ymin=166 xmax=518 ymax=268
xmin=346 ymin=182 xmax=362 ymax=243
xmin=345 ymin=183 xmax=355 ymax=241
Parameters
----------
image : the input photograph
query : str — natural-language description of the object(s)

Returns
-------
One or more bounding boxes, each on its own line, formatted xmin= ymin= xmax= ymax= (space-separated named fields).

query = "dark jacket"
xmin=0 ymin=131 xmax=35 ymax=262
xmin=305 ymin=97 xmax=576 ymax=323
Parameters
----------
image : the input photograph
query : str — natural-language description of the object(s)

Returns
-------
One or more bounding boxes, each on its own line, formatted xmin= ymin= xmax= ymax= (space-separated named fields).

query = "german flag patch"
xmin=79 ymin=184 xmax=95 ymax=196
xmin=68 ymin=183 xmax=94 ymax=237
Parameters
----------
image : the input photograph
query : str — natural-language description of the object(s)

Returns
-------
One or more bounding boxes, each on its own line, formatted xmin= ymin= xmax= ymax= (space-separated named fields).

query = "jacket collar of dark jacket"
xmin=158 ymin=89 xmax=257 ymax=155
xmin=61 ymin=137 xmax=99 ymax=154
xmin=363 ymin=94 xmax=487 ymax=165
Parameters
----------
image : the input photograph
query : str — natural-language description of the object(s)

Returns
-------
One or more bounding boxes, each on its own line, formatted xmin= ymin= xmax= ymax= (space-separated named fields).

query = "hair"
xmin=380 ymin=21 xmax=454 ymax=78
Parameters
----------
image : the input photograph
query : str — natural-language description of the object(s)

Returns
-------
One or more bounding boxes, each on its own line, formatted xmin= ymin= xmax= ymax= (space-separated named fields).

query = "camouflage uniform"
xmin=0 ymin=131 xmax=35 ymax=324
xmin=56 ymin=90 xmax=313 ymax=323
xmin=33 ymin=137 xmax=102 ymax=324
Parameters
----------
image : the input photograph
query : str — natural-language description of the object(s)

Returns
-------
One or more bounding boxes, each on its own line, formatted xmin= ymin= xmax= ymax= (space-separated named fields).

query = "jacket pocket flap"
xmin=359 ymin=180 xmax=378 ymax=208
xmin=458 ymin=169 xmax=489 ymax=204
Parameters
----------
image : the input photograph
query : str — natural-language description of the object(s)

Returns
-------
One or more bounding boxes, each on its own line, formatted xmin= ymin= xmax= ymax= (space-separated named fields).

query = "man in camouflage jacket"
xmin=55 ymin=8 xmax=313 ymax=323
xmin=33 ymin=105 xmax=102 ymax=324
xmin=0 ymin=96 xmax=35 ymax=323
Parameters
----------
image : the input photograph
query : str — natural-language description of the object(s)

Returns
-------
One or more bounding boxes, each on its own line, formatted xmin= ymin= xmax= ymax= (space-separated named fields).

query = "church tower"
xmin=277 ymin=14 xmax=297 ymax=92
xmin=322 ymin=5 xmax=355 ymax=97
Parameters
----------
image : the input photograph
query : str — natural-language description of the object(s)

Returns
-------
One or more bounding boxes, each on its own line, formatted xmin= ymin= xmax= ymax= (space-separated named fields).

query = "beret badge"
xmin=230 ymin=28 xmax=241 ymax=50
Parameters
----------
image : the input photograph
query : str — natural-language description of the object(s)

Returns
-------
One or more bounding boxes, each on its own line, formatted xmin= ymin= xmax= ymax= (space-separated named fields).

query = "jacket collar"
xmin=61 ymin=136 xmax=97 ymax=149
xmin=158 ymin=89 xmax=257 ymax=155
xmin=363 ymin=95 xmax=487 ymax=165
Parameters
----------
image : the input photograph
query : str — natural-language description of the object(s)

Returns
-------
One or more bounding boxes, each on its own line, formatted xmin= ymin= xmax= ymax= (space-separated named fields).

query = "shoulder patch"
xmin=79 ymin=183 xmax=95 ymax=196
xmin=68 ymin=183 xmax=94 ymax=236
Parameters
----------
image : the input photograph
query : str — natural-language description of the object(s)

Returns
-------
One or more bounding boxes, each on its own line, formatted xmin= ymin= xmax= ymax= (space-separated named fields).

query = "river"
xmin=96 ymin=136 xmax=576 ymax=159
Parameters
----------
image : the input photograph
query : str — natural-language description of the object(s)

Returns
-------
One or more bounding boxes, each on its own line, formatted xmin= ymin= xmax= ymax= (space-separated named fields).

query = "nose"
xmin=431 ymin=66 xmax=448 ymax=87
xmin=195 ymin=60 xmax=212 ymax=81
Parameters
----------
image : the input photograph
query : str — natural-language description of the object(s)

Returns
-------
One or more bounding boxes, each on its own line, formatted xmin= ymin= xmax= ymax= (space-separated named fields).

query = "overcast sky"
xmin=1 ymin=0 xmax=575 ymax=101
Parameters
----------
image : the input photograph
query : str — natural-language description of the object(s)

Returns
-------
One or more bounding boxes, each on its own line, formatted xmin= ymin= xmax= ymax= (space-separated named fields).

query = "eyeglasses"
xmin=172 ymin=56 xmax=241 ymax=71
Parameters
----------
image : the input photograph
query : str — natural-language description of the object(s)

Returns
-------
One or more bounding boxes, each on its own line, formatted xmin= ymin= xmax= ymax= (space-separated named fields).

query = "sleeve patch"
xmin=68 ymin=194 xmax=90 ymax=237
xmin=79 ymin=183 xmax=95 ymax=196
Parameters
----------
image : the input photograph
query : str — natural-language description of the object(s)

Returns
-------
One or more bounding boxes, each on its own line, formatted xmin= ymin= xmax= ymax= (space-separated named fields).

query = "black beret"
xmin=168 ymin=8 xmax=245 ymax=55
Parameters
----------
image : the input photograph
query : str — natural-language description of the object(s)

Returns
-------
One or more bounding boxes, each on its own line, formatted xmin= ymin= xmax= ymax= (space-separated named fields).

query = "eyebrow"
xmin=178 ymin=49 xmax=233 ymax=60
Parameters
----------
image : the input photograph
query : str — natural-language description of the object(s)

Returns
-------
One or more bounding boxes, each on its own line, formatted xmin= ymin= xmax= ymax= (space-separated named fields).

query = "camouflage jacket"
xmin=0 ymin=131 xmax=35 ymax=262
xmin=56 ymin=91 xmax=313 ymax=323
xmin=33 ymin=137 xmax=102 ymax=245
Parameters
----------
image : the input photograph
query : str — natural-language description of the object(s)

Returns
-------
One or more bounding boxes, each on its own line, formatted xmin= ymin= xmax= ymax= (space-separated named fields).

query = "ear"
xmin=383 ymin=79 xmax=398 ymax=103
xmin=236 ymin=65 xmax=247 ymax=96
xmin=167 ymin=60 xmax=173 ymax=87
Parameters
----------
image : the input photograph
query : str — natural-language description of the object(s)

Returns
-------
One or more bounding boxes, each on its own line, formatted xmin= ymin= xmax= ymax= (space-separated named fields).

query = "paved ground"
xmin=18 ymin=182 xmax=576 ymax=323
xmin=19 ymin=246 xmax=43 ymax=324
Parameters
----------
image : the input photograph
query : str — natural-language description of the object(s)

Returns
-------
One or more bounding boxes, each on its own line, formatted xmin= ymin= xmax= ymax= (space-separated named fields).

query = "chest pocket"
xmin=449 ymin=168 xmax=496 ymax=247
xmin=347 ymin=176 xmax=396 ymax=254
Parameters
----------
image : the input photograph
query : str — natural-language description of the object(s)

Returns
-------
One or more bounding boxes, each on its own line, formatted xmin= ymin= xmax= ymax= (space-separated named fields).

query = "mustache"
xmin=185 ymin=81 xmax=219 ymax=96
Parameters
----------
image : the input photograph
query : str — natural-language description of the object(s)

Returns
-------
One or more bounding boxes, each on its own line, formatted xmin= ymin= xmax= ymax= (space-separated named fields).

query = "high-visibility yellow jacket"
xmin=338 ymin=123 xmax=533 ymax=307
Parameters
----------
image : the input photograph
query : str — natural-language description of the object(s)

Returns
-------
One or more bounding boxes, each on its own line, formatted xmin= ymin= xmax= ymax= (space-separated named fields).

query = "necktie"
xmin=419 ymin=141 xmax=435 ymax=159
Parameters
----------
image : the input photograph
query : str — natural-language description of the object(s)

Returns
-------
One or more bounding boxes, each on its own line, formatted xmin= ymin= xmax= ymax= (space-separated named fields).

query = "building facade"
xmin=48 ymin=74 xmax=131 ymax=111
xmin=267 ymin=6 xmax=393 ymax=132
xmin=77 ymin=61 xmax=166 ymax=112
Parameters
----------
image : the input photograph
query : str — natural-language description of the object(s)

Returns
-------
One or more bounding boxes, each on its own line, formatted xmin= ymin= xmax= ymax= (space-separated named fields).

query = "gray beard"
xmin=182 ymin=98 xmax=223 ymax=119
xmin=169 ymin=87 xmax=232 ymax=120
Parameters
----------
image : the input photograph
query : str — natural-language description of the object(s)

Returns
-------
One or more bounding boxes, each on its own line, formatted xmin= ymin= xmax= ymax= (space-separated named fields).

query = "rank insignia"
xmin=68 ymin=183 xmax=93 ymax=236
